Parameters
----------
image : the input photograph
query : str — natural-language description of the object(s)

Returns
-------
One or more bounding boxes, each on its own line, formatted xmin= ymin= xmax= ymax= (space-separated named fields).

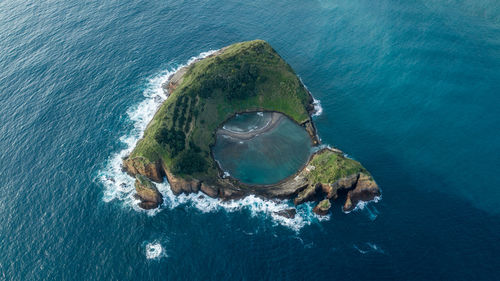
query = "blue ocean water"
xmin=213 ymin=112 xmax=312 ymax=185
xmin=0 ymin=0 xmax=499 ymax=280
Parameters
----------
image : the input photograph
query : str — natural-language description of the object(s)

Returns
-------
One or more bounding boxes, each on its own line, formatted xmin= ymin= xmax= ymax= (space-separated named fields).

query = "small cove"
xmin=212 ymin=112 xmax=313 ymax=185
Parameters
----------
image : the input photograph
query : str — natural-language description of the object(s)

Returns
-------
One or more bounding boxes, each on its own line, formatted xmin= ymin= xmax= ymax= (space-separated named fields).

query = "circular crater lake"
xmin=212 ymin=112 xmax=313 ymax=185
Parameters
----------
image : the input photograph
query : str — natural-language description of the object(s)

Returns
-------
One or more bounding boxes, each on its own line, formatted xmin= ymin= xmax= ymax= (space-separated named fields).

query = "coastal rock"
xmin=219 ymin=187 xmax=245 ymax=200
xmin=165 ymin=66 xmax=188 ymax=93
xmin=164 ymin=170 xmax=200 ymax=195
xmin=325 ymin=173 xmax=360 ymax=199
xmin=303 ymin=120 xmax=320 ymax=145
xmin=313 ymin=199 xmax=331 ymax=216
xmin=294 ymin=183 xmax=320 ymax=205
xmin=274 ymin=208 xmax=297 ymax=219
xmin=200 ymin=182 xmax=219 ymax=198
xmin=134 ymin=175 xmax=163 ymax=209
xmin=343 ymin=173 xmax=380 ymax=212
xmin=123 ymin=157 xmax=164 ymax=183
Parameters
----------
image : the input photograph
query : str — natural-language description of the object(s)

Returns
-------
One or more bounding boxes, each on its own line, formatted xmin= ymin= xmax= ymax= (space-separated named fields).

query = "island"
xmin=123 ymin=40 xmax=380 ymax=216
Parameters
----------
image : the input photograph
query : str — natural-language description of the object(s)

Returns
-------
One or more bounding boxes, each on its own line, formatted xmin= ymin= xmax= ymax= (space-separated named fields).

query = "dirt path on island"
xmin=217 ymin=112 xmax=284 ymax=140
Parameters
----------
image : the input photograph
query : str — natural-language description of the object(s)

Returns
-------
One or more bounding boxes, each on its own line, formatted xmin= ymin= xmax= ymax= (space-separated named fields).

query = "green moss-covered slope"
xmin=129 ymin=40 xmax=313 ymax=182
xmin=308 ymin=149 xmax=369 ymax=184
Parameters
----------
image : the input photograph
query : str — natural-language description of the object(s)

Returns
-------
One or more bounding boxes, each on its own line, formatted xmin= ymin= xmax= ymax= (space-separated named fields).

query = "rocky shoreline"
xmin=122 ymin=41 xmax=380 ymax=216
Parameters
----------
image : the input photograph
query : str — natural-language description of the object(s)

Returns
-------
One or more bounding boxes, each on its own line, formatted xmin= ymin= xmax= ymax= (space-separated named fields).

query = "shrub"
xmin=172 ymin=150 xmax=207 ymax=174
xmin=154 ymin=127 xmax=186 ymax=156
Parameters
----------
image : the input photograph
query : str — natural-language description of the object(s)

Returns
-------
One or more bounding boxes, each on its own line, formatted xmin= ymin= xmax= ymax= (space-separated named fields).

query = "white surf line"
xmin=98 ymin=50 xmax=217 ymax=212
xmin=298 ymin=75 xmax=323 ymax=117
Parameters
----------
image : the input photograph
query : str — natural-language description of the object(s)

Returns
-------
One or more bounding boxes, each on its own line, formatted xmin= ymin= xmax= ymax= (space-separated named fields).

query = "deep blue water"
xmin=1 ymin=0 xmax=500 ymax=280
xmin=213 ymin=112 xmax=312 ymax=185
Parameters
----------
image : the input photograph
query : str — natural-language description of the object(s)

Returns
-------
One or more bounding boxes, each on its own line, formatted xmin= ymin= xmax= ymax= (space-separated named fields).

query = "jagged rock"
xmin=166 ymin=66 xmax=188 ymax=92
xmin=164 ymin=169 xmax=200 ymax=195
xmin=325 ymin=173 xmax=360 ymax=199
xmin=123 ymin=157 xmax=164 ymax=183
xmin=303 ymin=120 xmax=320 ymax=145
xmin=313 ymin=199 xmax=331 ymax=216
xmin=343 ymin=173 xmax=380 ymax=212
xmin=320 ymin=183 xmax=336 ymax=199
xmin=200 ymin=183 xmax=219 ymax=198
xmin=219 ymin=187 xmax=245 ymax=200
xmin=274 ymin=208 xmax=297 ymax=219
xmin=294 ymin=183 xmax=320 ymax=205
xmin=134 ymin=175 xmax=163 ymax=210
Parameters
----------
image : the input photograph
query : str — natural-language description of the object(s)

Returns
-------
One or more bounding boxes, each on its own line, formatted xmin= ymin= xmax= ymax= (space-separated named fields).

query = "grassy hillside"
xmin=129 ymin=40 xmax=313 ymax=182
xmin=307 ymin=150 xmax=369 ymax=183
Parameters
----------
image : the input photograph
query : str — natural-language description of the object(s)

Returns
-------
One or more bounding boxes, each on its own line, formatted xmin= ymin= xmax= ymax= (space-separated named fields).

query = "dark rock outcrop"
xmin=343 ymin=173 xmax=380 ymax=212
xmin=200 ymin=182 xmax=219 ymax=198
xmin=302 ymin=120 xmax=320 ymax=145
xmin=274 ymin=208 xmax=297 ymax=219
xmin=164 ymin=169 xmax=200 ymax=195
xmin=313 ymin=199 xmax=331 ymax=216
xmin=123 ymin=157 xmax=164 ymax=183
xmin=134 ymin=175 xmax=163 ymax=209
xmin=294 ymin=183 xmax=321 ymax=205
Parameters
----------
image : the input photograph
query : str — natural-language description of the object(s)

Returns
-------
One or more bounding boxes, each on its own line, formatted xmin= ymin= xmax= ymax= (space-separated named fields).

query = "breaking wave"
xmin=145 ymin=241 xmax=167 ymax=260
xmin=343 ymin=195 xmax=382 ymax=215
xmin=298 ymin=76 xmax=322 ymax=117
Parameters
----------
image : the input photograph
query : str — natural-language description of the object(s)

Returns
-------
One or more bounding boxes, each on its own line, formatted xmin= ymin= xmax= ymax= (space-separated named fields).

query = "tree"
xmin=172 ymin=150 xmax=207 ymax=174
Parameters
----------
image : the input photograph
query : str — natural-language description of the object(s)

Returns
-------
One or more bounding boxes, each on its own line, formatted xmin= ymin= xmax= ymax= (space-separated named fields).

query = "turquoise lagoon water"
xmin=213 ymin=113 xmax=312 ymax=185
xmin=1 ymin=0 xmax=500 ymax=280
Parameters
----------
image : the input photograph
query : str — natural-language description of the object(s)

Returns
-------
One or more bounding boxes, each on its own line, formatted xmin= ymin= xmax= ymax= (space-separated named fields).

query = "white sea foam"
xmin=145 ymin=242 xmax=167 ymax=260
xmin=97 ymin=50 xmax=333 ymax=231
xmin=158 ymin=184 xmax=316 ymax=232
xmin=312 ymin=98 xmax=323 ymax=117
xmin=298 ymin=76 xmax=322 ymax=117
xmin=343 ymin=195 xmax=382 ymax=215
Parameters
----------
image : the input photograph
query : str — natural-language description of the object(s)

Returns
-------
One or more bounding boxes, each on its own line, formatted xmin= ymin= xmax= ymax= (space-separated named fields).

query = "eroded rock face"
xmin=274 ymin=208 xmax=297 ymax=219
xmin=313 ymin=199 xmax=331 ymax=216
xmin=124 ymin=149 xmax=380 ymax=214
xmin=134 ymin=175 xmax=163 ymax=210
xmin=164 ymin=66 xmax=188 ymax=93
xmin=200 ymin=183 xmax=219 ymax=198
xmin=303 ymin=120 xmax=320 ymax=145
xmin=294 ymin=184 xmax=321 ymax=205
xmin=123 ymin=157 xmax=164 ymax=183
xmin=343 ymin=173 xmax=380 ymax=212
xmin=164 ymin=170 xmax=200 ymax=195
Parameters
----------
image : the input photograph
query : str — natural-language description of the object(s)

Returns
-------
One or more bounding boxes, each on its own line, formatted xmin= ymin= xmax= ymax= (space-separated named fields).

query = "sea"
xmin=0 ymin=0 xmax=499 ymax=280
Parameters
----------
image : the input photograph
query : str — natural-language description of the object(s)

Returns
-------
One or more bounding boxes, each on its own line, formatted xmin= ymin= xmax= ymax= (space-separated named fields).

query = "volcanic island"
xmin=123 ymin=40 xmax=380 ymax=216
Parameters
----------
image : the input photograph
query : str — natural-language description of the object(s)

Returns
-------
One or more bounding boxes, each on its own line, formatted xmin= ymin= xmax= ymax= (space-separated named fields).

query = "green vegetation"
xmin=129 ymin=40 xmax=313 ymax=182
xmin=136 ymin=174 xmax=154 ymax=189
xmin=319 ymin=199 xmax=331 ymax=209
xmin=308 ymin=150 xmax=368 ymax=184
